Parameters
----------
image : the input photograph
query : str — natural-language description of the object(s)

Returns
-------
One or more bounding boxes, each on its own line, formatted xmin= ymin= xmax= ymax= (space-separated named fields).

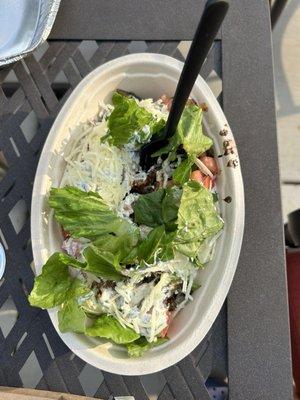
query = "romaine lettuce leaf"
xmin=178 ymin=104 xmax=212 ymax=156
xmin=152 ymin=104 xmax=212 ymax=158
xmin=106 ymin=92 xmax=165 ymax=147
xmin=127 ymin=337 xmax=168 ymax=357
xmin=58 ymin=279 xmax=90 ymax=333
xmin=134 ymin=189 xmax=165 ymax=227
xmin=124 ymin=226 xmax=175 ymax=264
xmin=83 ymin=246 xmax=125 ymax=281
xmin=133 ymin=187 xmax=181 ymax=231
xmin=161 ymin=187 xmax=182 ymax=231
xmin=49 ymin=186 xmax=137 ymax=240
xmin=172 ymin=157 xmax=194 ymax=185
xmin=93 ymin=232 xmax=139 ymax=263
xmin=137 ymin=225 xmax=166 ymax=263
xmin=85 ymin=314 xmax=140 ymax=344
xmin=29 ymin=246 xmax=125 ymax=313
xmin=28 ymin=253 xmax=79 ymax=309
xmin=173 ymin=181 xmax=223 ymax=260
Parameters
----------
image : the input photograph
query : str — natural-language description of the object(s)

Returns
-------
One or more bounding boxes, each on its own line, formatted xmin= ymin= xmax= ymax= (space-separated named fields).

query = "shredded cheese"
xmin=195 ymin=158 xmax=214 ymax=178
xmin=61 ymin=121 xmax=142 ymax=211
xmin=79 ymin=255 xmax=197 ymax=341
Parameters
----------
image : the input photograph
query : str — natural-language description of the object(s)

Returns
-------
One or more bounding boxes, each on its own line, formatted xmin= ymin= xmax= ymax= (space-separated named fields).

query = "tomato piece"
xmin=202 ymin=176 xmax=213 ymax=190
xmin=160 ymin=312 xmax=172 ymax=338
xmin=161 ymin=96 xmax=198 ymax=111
xmin=199 ymin=156 xmax=219 ymax=175
xmin=160 ymin=326 xmax=168 ymax=338
xmin=62 ymin=228 xmax=70 ymax=240
xmin=160 ymin=95 xmax=173 ymax=110
xmin=190 ymin=170 xmax=214 ymax=190
xmin=190 ymin=170 xmax=205 ymax=183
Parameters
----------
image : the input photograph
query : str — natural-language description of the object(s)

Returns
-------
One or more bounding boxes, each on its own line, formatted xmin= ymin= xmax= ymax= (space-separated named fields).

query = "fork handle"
xmin=164 ymin=0 xmax=229 ymax=139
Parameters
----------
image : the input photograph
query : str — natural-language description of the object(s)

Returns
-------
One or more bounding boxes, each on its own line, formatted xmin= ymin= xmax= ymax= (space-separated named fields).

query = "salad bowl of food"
xmin=30 ymin=53 xmax=244 ymax=375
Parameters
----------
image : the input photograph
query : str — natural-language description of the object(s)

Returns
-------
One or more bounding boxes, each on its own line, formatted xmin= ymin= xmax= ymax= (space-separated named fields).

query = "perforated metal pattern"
xmin=0 ymin=40 xmax=227 ymax=399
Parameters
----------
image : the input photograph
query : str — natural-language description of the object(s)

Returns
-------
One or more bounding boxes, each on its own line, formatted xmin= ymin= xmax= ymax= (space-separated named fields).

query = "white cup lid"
xmin=0 ymin=243 xmax=5 ymax=279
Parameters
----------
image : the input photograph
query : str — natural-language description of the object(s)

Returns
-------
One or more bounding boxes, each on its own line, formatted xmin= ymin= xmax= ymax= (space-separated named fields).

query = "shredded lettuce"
xmin=86 ymin=314 xmax=140 ymax=344
xmin=105 ymin=92 xmax=165 ymax=147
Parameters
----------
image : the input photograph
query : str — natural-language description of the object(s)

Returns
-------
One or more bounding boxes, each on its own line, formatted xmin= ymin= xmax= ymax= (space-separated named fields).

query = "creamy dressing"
xmin=77 ymin=254 xmax=196 ymax=341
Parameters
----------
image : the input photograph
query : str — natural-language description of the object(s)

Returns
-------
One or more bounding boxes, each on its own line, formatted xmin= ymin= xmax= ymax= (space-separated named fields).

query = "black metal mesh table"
xmin=0 ymin=1 xmax=293 ymax=399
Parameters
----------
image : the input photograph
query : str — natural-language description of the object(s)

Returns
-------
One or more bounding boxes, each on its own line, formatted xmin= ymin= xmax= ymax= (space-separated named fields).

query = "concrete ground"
xmin=273 ymin=0 xmax=300 ymax=221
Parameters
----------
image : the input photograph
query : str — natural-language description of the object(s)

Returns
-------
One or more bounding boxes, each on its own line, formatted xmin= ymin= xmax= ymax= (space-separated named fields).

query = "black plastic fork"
xmin=140 ymin=0 xmax=229 ymax=170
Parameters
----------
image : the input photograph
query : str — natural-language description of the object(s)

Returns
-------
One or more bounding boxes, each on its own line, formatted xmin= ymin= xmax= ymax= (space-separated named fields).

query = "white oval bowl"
xmin=31 ymin=53 xmax=244 ymax=375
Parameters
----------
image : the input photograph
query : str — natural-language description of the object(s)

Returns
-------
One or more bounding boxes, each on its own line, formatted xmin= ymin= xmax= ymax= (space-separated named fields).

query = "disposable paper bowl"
xmin=31 ymin=53 xmax=244 ymax=375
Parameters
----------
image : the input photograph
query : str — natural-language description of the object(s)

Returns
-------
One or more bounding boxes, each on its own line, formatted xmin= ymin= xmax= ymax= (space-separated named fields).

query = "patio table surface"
xmin=0 ymin=1 xmax=293 ymax=399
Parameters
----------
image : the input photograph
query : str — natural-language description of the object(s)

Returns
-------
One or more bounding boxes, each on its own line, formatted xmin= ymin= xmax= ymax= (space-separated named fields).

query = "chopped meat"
xmin=62 ymin=228 xmax=70 ymax=239
xmin=116 ymin=89 xmax=141 ymax=100
xmin=165 ymin=292 xmax=185 ymax=312
xmin=200 ymin=102 xmax=208 ymax=112
xmin=160 ymin=95 xmax=197 ymax=111
xmin=166 ymin=180 xmax=174 ymax=188
xmin=91 ymin=280 xmax=116 ymax=296
xmin=138 ymin=273 xmax=161 ymax=286
xmin=131 ymin=167 xmax=157 ymax=194
xmin=102 ymin=280 xmax=117 ymax=289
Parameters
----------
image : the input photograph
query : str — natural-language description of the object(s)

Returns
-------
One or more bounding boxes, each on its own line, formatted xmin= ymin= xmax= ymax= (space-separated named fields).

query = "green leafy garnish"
xmin=191 ymin=282 xmax=201 ymax=292
xmin=127 ymin=337 xmax=168 ymax=357
xmin=212 ymin=193 xmax=218 ymax=203
xmin=133 ymin=187 xmax=181 ymax=231
xmin=152 ymin=104 xmax=212 ymax=158
xmin=28 ymin=253 xmax=80 ymax=309
xmin=161 ymin=187 xmax=182 ymax=231
xmin=83 ymin=246 xmax=125 ymax=281
xmin=134 ymin=189 xmax=165 ymax=227
xmin=173 ymin=181 xmax=223 ymax=260
xmin=58 ymin=279 xmax=90 ymax=333
xmin=172 ymin=157 xmax=194 ymax=185
xmin=93 ymin=232 xmax=139 ymax=263
xmin=105 ymin=92 xmax=165 ymax=147
xmin=49 ymin=186 xmax=137 ymax=240
xmin=86 ymin=314 xmax=140 ymax=344
xmin=137 ymin=226 xmax=166 ymax=263
xmin=178 ymin=104 xmax=212 ymax=156
xmin=29 ymin=247 xmax=125 ymax=312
